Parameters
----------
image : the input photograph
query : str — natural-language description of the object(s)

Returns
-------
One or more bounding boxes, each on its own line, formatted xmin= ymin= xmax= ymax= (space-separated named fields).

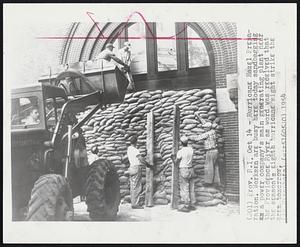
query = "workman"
xmin=95 ymin=43 xmax=130 ymax=70
xmin=172 ymin=135 xmax=196 ymax=212
xmin=88 ymin=145 xmax=99 ymax=165
xmin=127 ymin=135 xmax=152 ymax=209
xmin=117 ymin=42 xmax=135 ymax=91
xmin=190 ymin=116 xmax=221 ymax=186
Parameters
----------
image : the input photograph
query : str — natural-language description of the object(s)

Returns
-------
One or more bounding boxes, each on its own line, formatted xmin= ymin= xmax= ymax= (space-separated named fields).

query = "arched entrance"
xmin=60 ymin=22 xmax=216 ymax=91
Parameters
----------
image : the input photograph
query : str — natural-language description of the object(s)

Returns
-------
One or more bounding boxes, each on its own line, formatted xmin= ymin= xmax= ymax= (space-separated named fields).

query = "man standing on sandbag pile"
xmin=127 ymin=135 xmax=152 ymax=209
xmin=117 ymin=42 xmax=135 ymax=92
xmin=191 ymin=116 xmax=221 ymax=186
xmin=172 ymin=136 xmax=197 ymax=212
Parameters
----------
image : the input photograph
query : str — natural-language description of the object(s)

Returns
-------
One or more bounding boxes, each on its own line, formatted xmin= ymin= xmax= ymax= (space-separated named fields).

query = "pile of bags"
xmin=77 ymin=89 xmax=226 ymax=206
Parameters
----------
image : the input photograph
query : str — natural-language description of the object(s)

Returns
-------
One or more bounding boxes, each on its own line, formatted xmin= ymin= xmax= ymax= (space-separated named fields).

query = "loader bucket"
xmin=54 ymin=66 xmax=129 ymax=104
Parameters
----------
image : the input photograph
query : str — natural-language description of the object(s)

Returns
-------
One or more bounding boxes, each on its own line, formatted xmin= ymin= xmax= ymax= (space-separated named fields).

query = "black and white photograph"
xmin=3 ymin=3 xmax=296 ymax=244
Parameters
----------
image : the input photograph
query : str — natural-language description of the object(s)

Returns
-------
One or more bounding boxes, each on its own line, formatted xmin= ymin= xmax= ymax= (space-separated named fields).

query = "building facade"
xmin=46 ymin=22 xmax=239 ymax=203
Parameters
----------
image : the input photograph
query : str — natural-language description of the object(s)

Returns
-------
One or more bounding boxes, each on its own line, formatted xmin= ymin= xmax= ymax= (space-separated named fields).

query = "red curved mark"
xmin=88 ymin=11 xmax=186 ymax=41
xmin=172 ymin=25 xmax=187 ymax=39
xmin=124 ymin=11 xmax=156 ymax=38
xmin=108 ymin=11 xmax=156 ymax=41
xmin=36 ymin=11 xmax=261 ymax=41
xmin=86 ymin=11 xmax=105 ymax=38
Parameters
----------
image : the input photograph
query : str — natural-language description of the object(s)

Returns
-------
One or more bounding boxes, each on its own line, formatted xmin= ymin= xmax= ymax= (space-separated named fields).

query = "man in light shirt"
xmin=95 ymin=43 xmax=130 ymax=70
xmin=127 ymin=135 xmax=152 ymax=209
xmin=117 ymin=42 xmax=135 ymax=91
xmin=191 ymin=116 xmax=220 ymax=186
xmin=88 ymin=145 xmax=99 ymax=165
xmin=172 ymin=136 xmax=196 ymax=212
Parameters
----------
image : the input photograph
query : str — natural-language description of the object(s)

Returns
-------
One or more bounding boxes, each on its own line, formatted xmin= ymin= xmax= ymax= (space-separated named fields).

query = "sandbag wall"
xmin=77 ymin=89 xmax=227 ymax=206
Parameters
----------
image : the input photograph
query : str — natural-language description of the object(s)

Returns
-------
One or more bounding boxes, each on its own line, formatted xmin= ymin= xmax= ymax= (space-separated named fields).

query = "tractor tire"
xmin=26 ymin=174 xmax=73 ymax=221
xmin=85 ymin=159 xmax=120 ymax=221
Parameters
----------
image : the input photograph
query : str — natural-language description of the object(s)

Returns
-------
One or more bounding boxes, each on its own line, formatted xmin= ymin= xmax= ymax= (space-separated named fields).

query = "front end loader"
xmin=11 ymin=61 xmax=129 ymax=221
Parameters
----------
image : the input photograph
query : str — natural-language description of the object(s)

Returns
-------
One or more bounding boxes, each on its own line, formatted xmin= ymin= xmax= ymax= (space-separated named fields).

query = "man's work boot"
xmin=189 ymin=205 xmax=197 ymax=211
xmin=132 ymin=205 xmax=144 ymax=209
xmin=178 ymin=205 xmax=190 ymax=212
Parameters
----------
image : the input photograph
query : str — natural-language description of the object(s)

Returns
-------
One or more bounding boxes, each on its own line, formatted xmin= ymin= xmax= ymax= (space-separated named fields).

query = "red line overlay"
xmin=36 ymin=36 xmax=259 ymax=40
xmin=36 ymin=11 xmax=260 ymax=41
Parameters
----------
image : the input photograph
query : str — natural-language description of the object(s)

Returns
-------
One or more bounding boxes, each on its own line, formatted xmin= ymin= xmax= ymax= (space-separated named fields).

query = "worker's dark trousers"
xmin=129 ymin=166 xmax=143 ymax=207
xmin=179 ymin=167 xmax=196 ymax=207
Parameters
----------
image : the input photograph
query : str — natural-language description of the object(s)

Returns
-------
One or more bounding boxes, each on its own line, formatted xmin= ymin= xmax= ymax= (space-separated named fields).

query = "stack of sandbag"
xmin=194 ymin=179 xmax=227 ymax=206
xmin=77 ymin=89 xmax=226 ymax=206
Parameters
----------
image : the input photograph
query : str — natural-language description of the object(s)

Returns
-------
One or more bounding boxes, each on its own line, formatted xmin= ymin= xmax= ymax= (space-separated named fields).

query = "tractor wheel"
xmin=26 ymin=174 xmax=73 ymax=221
xmin=85 ymin=159 xmax=120 ymax=221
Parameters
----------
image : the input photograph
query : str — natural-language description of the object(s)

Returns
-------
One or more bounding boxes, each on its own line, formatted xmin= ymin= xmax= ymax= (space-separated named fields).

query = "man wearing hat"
xmin=172 ymin=135 xmax=196 ymax=212
xmin=127 ymin=135 xmax=152 ymax=209
xmin=191 ymin=115 xmax=221 ymax=186
xmin=88 ymin=145 xmax=99 ymax=165
xmin=118 ymin=42 xmax=132 ymax=66
xmin=117 ymin=42 xmax=135 ymax=91
xmin=95 ymin=43 xmax=130 ymax=70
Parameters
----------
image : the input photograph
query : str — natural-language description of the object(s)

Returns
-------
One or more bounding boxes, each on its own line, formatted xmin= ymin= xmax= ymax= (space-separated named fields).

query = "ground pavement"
xmin=73 ymin=197 xmax=240 ymax=222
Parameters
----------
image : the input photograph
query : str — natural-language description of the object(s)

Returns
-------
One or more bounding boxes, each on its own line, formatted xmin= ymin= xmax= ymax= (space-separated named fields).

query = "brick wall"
xmin=218 ymin=111 xmax=239 ymax=202
xmin=196 ymin=22 xmax=237 ymax=89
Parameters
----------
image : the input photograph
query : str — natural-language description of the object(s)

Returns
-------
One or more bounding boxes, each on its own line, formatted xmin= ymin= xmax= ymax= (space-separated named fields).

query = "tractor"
xmin=11 ymin=61 xmax=129 ymax=221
